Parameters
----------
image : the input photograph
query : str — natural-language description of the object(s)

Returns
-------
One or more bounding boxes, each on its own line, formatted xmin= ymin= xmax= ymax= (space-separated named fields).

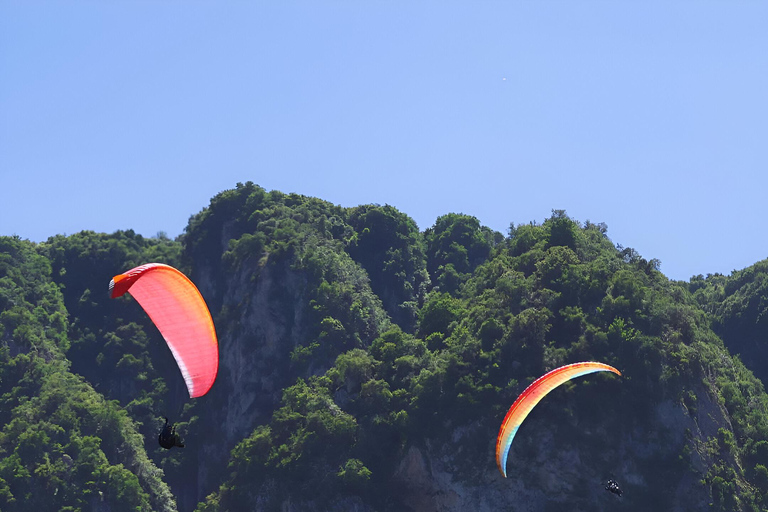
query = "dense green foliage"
xmin=4 ymin=184 xmax=768 ymax=511
xmin=424 ymin=212 xmax=502 ymax=295
xmin=0 ymin=236 xmax=175 ymax=511
xmin=689 ymin=260 xmax=768 ymax=384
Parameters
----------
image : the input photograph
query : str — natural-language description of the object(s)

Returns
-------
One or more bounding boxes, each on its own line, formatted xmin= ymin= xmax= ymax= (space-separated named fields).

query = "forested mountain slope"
xmin=689 ymin=261 xmax=768 ymax=386
xmin=2 ymin=182 xmax=768 ymax=511
xmin=0 ymin=236 xmax=175 ymax=512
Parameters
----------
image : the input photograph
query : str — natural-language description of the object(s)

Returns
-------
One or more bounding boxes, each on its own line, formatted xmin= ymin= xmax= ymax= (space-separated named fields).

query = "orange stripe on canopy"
xmin=110 ymin=263 xmax=218 ymax=398
xmin=495 ymin=361 xmax=621 ymax=477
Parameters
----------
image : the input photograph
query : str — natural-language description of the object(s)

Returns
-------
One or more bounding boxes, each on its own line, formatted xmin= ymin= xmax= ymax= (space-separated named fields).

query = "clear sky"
xmin=2 ymin=2 xmax=767 ymax=281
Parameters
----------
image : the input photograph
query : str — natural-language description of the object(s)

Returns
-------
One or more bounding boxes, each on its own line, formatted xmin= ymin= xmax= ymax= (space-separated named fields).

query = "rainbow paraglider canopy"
xmin=495 ymin=361 xmax=621 ymax=477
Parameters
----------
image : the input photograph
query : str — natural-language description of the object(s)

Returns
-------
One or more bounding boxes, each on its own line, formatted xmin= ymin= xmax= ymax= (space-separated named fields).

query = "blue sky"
xmin=2 ymin=2 xmax=767 ymax=281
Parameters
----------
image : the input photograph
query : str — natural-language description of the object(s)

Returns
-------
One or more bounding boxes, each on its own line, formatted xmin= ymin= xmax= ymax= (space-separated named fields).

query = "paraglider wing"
xmin=495 ymin=361 xmax=621 ymax=477
xmin=109 ymin=263 xmax=218 ymax=398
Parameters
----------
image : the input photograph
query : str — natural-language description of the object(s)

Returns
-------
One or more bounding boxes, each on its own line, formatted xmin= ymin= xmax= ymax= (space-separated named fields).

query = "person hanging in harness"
xmin=605 ymin=479 xmax=623 ymax=497
xmin=158 ymin=417 xmax=185 ymax=449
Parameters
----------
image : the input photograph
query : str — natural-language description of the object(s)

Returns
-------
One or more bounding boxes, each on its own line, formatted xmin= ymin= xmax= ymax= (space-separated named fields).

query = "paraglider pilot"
xmin=605 ymin=479 xmax=622 ymax=497
xmin=159 ymin=417 xmax=185 ymax=449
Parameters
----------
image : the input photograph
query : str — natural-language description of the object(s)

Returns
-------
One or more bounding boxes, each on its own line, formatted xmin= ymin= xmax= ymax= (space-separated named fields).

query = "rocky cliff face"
xmin=232 ymin=392 xmax=725 ymax=512
xmin=378 ymin=399 xmax=719 ymax=512
xmin=182 ymin=245 xmax=392 ymax=509
xmin=217 ymin=260 xmax=311 ymax=443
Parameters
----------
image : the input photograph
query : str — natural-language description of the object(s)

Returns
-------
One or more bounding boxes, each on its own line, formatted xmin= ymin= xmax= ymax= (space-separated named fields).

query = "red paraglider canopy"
xmin=110 ymin=263 xmax=218 ymax=398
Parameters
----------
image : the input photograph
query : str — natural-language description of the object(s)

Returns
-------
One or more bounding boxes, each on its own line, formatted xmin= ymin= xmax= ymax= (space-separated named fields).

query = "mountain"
xmin=2 ymin=182 xmax=768 ymax=511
